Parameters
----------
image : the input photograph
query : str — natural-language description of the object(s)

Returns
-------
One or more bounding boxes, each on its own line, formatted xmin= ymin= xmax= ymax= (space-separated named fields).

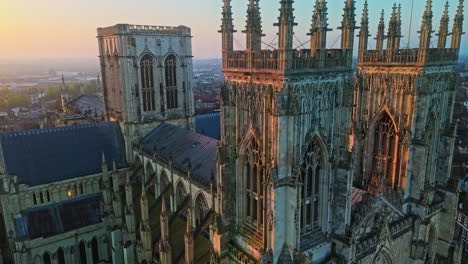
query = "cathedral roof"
xmin=69 ymin=94 xmax=105 ymax=116
xmin=195 ymin=112 xmax=221 ymax=140
xmin=142 ymin=122 xmax=218 ymax=187
xmin=0 ymin=122 xmax=126 ymax=186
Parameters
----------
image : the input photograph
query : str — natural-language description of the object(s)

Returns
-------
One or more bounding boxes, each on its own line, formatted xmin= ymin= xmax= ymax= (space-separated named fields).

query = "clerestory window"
xmin=140 ymin=54 xmax=156 ymax=112
xmin=164 ymin=55 xmax=178 ymax=109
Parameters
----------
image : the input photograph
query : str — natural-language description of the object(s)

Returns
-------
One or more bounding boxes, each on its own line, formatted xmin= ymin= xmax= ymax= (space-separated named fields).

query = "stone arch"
xmin=79 ymin=240 xmax=87 ymax=264
xmin=372 ymin=248 xmax=393 ymax=264
xmin=43 ymin=251 xmax=52 ymax=264
xmin=57 ymin=247 xmax=66 ymax=264
xmin=175 ymin=180 xmax=188 ymax=208
xmin=194 ymin=192 xmax=209 ymax=227
xmin=299 ymin=135 xmax=329 ymax=239
xmin=160 ymin=170 xmax=170 ymax=191
xmin=139 ymin=53 xmax=157 ymax=112
xmin=164 ymin=53 xmax=178 ymax=109
xmin=91 ymin=237 xmax=99 ymax=264
xmin=145 ymin=161 xmax=155 ymax=184
xmin=367 ymin=110 xmax=400 ymax=191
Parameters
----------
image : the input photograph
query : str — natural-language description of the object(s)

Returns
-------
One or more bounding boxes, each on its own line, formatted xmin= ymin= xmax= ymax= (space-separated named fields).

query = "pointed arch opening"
xmin=424 ymin=116 xmax=438 ymax=188
xmin=92 ymin=237 xmax=99 ymax=264
xmin=43 ymin=252 xmax=51 ymax=264
xmin=140 ymin=54 xmax=156 ymax=112
xmin=175 ymin=181 xmax=188 ymax=208
xmin=164 ymin=54 xmax=178 ymax=109
xmin=160 ymin=170 xmax=171 ymax=209
xmin=243 ymin=136 xmax=265 ymax=229
xmin=57 ymin=248 xmax=65 ymax=264
xmin=194 ymin=193 xmax=209 ymax=227
xmin=370 ymin=111 xmax=399 ymax=192
xmin=300 ymin=136 xmax=326 ymax=236
xmin=79 ymin=241 xmax=87 ymax=264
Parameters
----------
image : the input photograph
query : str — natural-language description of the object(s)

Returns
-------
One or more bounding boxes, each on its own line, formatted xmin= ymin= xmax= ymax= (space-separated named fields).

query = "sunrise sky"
xmin=0 ymin=0 xmax=466 ymax=61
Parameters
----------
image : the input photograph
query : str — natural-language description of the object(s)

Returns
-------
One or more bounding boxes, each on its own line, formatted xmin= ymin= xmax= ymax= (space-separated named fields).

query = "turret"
xmin=219 ymin=0 xmax=236 ymax=67
xmin=184 ymin=209 xmax=195 ymax=264
xmin=451 ymin=0 xmax=465 ymax=50
xmin=159 ymin=199 xmax=172 ymax=264
xmin=437 ymin=2 xmax=450 ymax=49
xmin=339 ymin=0 xmax=357 ymax=50
xmin=309 ymin=0 xmax=331 ymax=54
xmin=419 ymin=0 xmax=433 ymax=50
xmin=375 ymin=10 xmax=386 ymax=51
xmin=358 ymin=0 xmax=370 ymax=51
xmin=387 ymin=4 xmax=402 ymax=50
xmin=139 ymin=183 xmax=152 ymax=262
xmin=275 ymin=0 xmax=296 ymax=50
xmin=243 ymin=0 xmax=263 ymax=52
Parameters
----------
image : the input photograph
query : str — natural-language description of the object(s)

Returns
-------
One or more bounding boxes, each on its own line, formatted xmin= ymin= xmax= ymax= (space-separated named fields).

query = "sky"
xmin=0 ymin=0 xmax=467 ymax=61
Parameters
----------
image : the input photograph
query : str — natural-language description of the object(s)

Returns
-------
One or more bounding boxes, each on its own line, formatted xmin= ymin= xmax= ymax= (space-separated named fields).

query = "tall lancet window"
xmin=140 ymin=54 xmax=156 ymax=112
xmin=371 ymin=113 xmax=398 ymax=189
xmin=300 ymin=137 xmax=324 ymax=234
xmin=245 ymin=139 xmax=264 ymax=228
xmin=164 ymin=55 xmax=178 ymax=109
xmin=424 ymin=117 xmax=437 ymax=187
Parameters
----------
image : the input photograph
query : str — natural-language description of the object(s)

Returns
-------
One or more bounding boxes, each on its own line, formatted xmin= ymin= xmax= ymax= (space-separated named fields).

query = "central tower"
xmin=213 ymin=0 xmax=356 ymax=262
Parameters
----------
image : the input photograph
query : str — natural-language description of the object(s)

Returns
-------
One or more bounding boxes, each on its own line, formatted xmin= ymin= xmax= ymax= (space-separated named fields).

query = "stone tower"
xmin=213 ymin=0 xmax=355 ymax=263
xmin=351 ymin=0 xmax=464 ymax=262
xmin=97 ymin=24 xmax=195 ymax=158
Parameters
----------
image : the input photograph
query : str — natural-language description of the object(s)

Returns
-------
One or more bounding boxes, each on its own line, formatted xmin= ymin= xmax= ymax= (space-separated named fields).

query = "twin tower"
xmin=214 ymin=0 xmax=464 ymax=263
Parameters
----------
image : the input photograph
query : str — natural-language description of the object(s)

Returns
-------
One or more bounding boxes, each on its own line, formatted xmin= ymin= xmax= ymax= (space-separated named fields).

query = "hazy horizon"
xmin=1 ymin=0 xmax=467 ymax=61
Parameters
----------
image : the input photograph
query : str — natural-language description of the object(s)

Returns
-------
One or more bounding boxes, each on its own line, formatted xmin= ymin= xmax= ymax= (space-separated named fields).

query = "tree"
xmin=8 ymin=94 xmax=31 ymax=108
xmin=45 ymin=86 xmax=61 ymax=101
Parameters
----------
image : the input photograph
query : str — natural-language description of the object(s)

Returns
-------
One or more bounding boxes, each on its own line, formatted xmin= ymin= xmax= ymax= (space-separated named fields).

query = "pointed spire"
xmin=387 ymin=3 xmax=401 ymax=50
xmin=437 ymin=1 xmax=450 ymax=49
xmin=419 ymin=0 xmax=433 ymax=49
xmin=451 ymin=0 xmax=465 ymax=50
xmin=339 ymin=0 xmax=357 ymax=50
xmin=275 ymin=0 xmax=297 ymax=50
xmin=358 ymin=0 xmax=370 ymax=50
xmin=244 ymin=0 xmax=263 ymax=51
xmin=375 ymin=10 xmax=386 ymax=50
xmin=219 ymin=0 xmax=236 ymax=68
xmin=310 ymin=0 xmax=331 ymax=53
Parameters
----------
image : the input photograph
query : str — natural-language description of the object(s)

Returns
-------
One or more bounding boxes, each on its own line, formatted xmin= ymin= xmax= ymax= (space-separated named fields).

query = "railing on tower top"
xmin=358 ymin=48 xmax=459 ymax=66
xmin=223 ymin=49 xmax=352 ymax=72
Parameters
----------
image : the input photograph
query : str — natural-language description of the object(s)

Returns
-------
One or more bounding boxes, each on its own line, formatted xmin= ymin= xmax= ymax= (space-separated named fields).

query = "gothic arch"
xmin=79 ymin=240 xmax=87 ymax=264
xmin=164 ymin=54 xmax=178 ymax=109
xmin=367 ymin=110 xmax=400 ymax=191
xmin=194 ymin=192 xmax=209 ymax=227
xmin=145 ymin=161 xmax=155 ymax=184
xmin=299 ymin=135 xmax=329 ymax=238
xmin=160 ymin=170 xmax=170 ymax=191
xmin=372 ymin=248 xmax=394 ymax=264
xmin=91 ymin=237 xmax=99 ymax=264
xmin=175 ymin=180 xmax=188 ymax=208
xmin=426 ymin=224 xmax=437 ymax=263
xmin=43 ymin=251 xmax=52 ymax=264
xmin=57 ymin=247 xmax=65 ymax=264
xmin=139 ymin=54 xmax=157 ymax=112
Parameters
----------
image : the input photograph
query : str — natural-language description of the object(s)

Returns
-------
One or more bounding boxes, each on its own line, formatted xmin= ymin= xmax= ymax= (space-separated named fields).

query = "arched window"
xmin=91 ymin=237 xmax=99 ymax=264
xmin=164 ymin=55 xmax=178 ymax=109
xmin=176 ymin=182 xmax=188 ymax=208
xmin=80 ymin=184 xmax=84 ymax=195
xmin=57 ymin=248 xmax=65 ymax=264
xmin=195 ymin=194 xmax=209 ymax=227
xmin=79 ymin=241 xmax=87 ymax=264
xmin=140 ymin=54 xmax=156 ymax=112
xmin=371 ymin=112 xmax=398 ymax=190
xmin=244 ymin=138 xmax=264 ymax=228
xmin=40 ymin=192 xmax=44 ymax=204
xmin=33 ymin=193 xmax=37 ymax=205
xmin=43 ymin=252 xmax=51 ymax=264
xmin=300 ymin=137 xmax=324 ymax=234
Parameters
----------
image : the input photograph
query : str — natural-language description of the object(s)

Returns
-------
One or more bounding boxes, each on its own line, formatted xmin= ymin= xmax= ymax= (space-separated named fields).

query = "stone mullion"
xmin=390 ymin=134 xmax=399 ymax=189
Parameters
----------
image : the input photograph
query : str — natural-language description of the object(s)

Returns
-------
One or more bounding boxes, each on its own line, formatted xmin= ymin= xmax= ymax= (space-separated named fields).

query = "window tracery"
xmin=195 ymin=194 xmax=209 ymax=227
xmin=140 ymin=54 xmax=156 ymax=112
xmin=165 ymin=55 xmax=178 ymax=109
xmin=244 ymin=138 xmax=264 ymax=228
xmin=300 ymin=137 xmax=324 ymax=234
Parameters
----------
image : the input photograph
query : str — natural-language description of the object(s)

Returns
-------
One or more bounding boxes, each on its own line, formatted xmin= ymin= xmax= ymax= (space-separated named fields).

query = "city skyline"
xmin=1 ymin=0 xmax=467 ymax=61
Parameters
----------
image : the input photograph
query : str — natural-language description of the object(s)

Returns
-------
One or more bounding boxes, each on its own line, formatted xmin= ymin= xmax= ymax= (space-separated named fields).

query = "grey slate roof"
xmin=141 ymin=122 xmax=218 ymax=187
xmin=70 ymin=94 xmax=104 ymax=116
xmin=195 ymin=112 xmax=221 ymax=140
xmin=0 ymin=122 xmax=126 ymax=186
